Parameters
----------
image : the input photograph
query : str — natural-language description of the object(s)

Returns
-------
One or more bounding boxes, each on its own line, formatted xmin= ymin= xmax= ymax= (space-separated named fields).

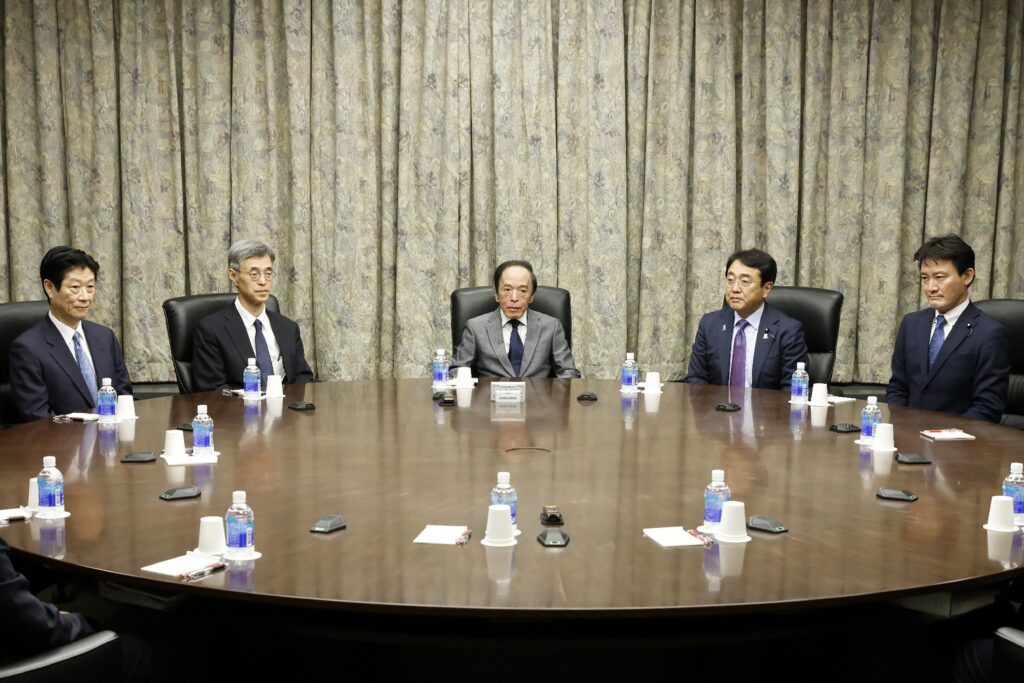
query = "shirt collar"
xmin=235 ymin=298 xmax=269 ymax=329
xmin=733 ymin=303 xmax=765 ymax=332
xmin=48 ymin=310 xmax=82 ymax=343
xmin=500 ymin=309 xmax=528 ymax=328
xmin=935 ymin=297 xmax=970 ymax=329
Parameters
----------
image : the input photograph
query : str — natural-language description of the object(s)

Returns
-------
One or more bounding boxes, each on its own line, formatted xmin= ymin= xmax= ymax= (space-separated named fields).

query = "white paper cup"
xmin=810 ymin=405 xmax=828 ymax=427
xmin=644 ymin=372 xmax=661 ymax=393
xmin=984 ymin=495 xmax=1018 ymax=533
xmin=197 ymin=516 xmax=228 ymax=556
xmin=265 ymin=375 xmax=284 ymax=398
xmin=481 ymin=504 xmax=517 ymax=546
xmin=265 ymin=397 xmax=283 ymax=419
xmin=644 ymin=391 xmax=661 ymax=413
xmin=117 ymin=418 xmax=136 ymax=442
xmin=27 ymin=477 xmax=39 ymax=511
xmin=872 ymin=449 xmax=893 ymax=476
xmin=456 ymin=387 xmax=473 ymax=408
xmin=715 ymin=501 xmax=751 ymax=543
xmin=872 ymin=423 xmax=896 ymax=451
xmin=809 ymin=383 xmax=828 ymax=406
xmin=719 ymin=539 xmax=747 ymax=576
xmin=987 ymin=529 xmax=1014 ymax=562
xmin=455 ymin=366 xmax=474 ymax=387
xmin=115 ymin=394 xmax=136 ymax=419
xmin=163 ymin=429 xmax=187 ymax=457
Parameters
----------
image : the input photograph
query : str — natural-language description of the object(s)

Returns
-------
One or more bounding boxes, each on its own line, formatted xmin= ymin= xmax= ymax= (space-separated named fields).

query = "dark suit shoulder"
xmin=761 ymin=304 xmax=803 ymax=328
xmin=267 ymin=309 xmax=300 ymax=331
xmin=10 ymin=317 xmax=52 ymax=348
xmin=195 ymin=305 xmax=238 ymax=332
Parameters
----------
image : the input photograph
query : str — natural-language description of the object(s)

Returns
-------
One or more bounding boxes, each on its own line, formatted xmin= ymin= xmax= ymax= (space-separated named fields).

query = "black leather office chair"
xmin=973 ymin=299 xmax=1024 ymax=428
xmin=0 ymin=300 xmax=50 ymax=427
xmin=0 ymin=630 xmax=120 ymax=681
xmin=766 ymin=286 xmax=844 ymax=385
xmin=450 ymin=286 xmax=573 ymax=351
xmin=994 ymin=626 xmax=1024 ymax=682
xmin=162 ymin=293 xmax=279 ymax=394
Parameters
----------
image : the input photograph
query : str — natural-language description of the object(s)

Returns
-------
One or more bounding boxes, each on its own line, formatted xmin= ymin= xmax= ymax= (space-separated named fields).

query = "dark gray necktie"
xmin=254 ymin=319 xmax=275 ymax=387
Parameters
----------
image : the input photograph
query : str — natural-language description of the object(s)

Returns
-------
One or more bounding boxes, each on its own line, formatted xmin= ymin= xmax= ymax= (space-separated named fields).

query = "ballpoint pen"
xmin=181 ymin=562 xmax=226 ymax=581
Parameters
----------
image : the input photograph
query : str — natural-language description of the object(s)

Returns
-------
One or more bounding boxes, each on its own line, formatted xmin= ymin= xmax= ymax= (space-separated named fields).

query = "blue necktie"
xmin=73 ymin=331 xmax=98 ymax=406
xmin=928 ymin=314 xmax=946 ymax=369
xmin=253 ymin=319 xmax=275 ymax=388
xmin=508 ymin=319 xmax=524 ymax=377
xmin=730 ymin=319 xmax=749 ymax=389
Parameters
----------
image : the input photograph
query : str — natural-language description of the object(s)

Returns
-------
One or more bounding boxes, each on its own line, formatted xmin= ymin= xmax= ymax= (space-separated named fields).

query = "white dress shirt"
xmin=235 ymin=298 xmax=284 ymax=378
xmin=499 ymin=310 xmax=528 ymax=354
xmin=48 ymin=311 xmax=95 ymax=370
xmin=930 ymin=298 xmax=970 ymax=343
xmin=729 ymin=304 xmax=765 ymax=389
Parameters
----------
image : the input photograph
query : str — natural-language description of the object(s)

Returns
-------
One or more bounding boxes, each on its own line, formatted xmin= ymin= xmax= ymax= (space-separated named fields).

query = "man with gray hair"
xmin=192 ymin=239 xmax=314 ymax=392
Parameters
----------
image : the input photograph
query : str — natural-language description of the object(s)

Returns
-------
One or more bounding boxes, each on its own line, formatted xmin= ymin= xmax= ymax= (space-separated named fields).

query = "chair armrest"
xmin=0 ymin=630 xmax=119 ymax=680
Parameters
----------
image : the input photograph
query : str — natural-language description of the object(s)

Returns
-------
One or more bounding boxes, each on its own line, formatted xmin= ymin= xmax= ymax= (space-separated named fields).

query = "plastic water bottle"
xmin=703 ymin=469 xmax=731 ymax=532
xmin=243 ymin=357 xmax=261 ymax=400
xmin=1003 ymin=463 xmax=1024 ymax=527
xmin=860 ymin=396 xmax=882 ymax=441
xmin=490 ymin=472 xmax=519 ymax=535
xmin=621 ymin=352 xmax=639 ymax=393
xmin=225 ymin=490 xmax=255 ymax=559
xmin=97 ymin=378 xmax=117 ymax=423
xmin=432 ymin=348 xmax=450 ymax=391
xmin=192 ymin=404 xmax=214 ymax=456
xmin=790 ymin=362 xmax=809 ymax=403
xmin=37 ymin=456 xmax=64 ymax=517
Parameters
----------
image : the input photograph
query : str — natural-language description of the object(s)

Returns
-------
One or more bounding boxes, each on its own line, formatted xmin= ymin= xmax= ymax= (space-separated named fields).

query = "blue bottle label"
xmin=1003 ymin=483 xmax=1024 ymax=514
xmin=98 ymin=396 xmax=116 ymax=416
xmin=244 ymin=373 xmax=260 ymax=394
xmin=193 ymin=424 xmax=211 ymax=449
xmin=704 ymin=492 xmax=724 ymax=523
xmin=227 ymin=517 xmax=254 ymax=549
xmin=39 ymin=480 xmax=63 ymax=508
xmin=433 ymin=360 xmax=447 ymax=383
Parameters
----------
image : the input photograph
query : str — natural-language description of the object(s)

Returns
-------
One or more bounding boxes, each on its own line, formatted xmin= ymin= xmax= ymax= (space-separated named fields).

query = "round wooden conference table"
xmin=1 ymin=379 xmax=1022 ymax=622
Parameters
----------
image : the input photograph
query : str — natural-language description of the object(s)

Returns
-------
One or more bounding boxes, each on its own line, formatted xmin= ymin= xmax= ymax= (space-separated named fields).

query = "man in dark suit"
xmin=887 ymin=234 xmax=1009 ymax=422
xmin=685 ymin=249 xmax=808 ymax=391
xmin=192 ymin=239 xmax=315 ymax=391
xmin=452 ymin=260 xmax=580 ymax=379
xmin=9 ymin=247 xmax=132 ymax=422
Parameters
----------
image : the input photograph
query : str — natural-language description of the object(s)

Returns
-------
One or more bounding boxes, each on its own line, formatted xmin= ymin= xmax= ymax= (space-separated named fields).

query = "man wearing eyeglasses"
xmin=886 ymin=234 xmax=1008 ymax=422
xmin=9 ymin=246 xmax=133 ymax=421
xmin=684 ymin=249 xmax=808 ymax=391
xmin=192 ymin=239 xmax=314 ymax=392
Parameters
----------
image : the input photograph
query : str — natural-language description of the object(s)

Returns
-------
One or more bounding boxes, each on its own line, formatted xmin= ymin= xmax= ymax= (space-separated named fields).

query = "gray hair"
xmin=228 ymin=239 xmax=276 ymax=270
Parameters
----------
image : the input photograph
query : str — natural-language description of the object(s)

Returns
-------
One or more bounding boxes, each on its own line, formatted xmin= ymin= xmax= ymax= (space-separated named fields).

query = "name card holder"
xmin=491 ymin=381 xmax=525 ymax=403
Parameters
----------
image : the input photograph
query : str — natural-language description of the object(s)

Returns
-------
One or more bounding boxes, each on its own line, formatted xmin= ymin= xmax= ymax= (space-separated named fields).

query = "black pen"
xmin=181 ymin=562 xmax=226 ymax=582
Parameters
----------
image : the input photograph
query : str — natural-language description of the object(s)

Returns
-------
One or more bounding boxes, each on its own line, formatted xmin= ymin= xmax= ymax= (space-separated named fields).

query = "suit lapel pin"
xmin=722 ymin=324 xmax=727 ymax=332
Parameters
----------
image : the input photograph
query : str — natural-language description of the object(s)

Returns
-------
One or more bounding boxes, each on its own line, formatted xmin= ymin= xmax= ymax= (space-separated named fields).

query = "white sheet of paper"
xmin=161 ymin=451 xmax=219 ymax=465
xmin=64 ymin=412 xmax=99 ymax=421
xmin=643 ymin=526 xmax=704 ymax=548
xmin=0 ymin=507 xmax=31 ymax=522
xmin=141 ymin=553 xmax=220 ymax=577
xmin=827 ymin=395 xmax=855 ymax=404
xmin=413 ymin=525 xmax=469 ymax=545
xmin=920 ymin=429 xmax=976 ymax=441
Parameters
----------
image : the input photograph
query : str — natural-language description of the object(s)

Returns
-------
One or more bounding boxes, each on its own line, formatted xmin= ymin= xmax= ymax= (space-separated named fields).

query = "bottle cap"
xmin=1012 ymin=463 xmax=1023 ymax=475
xmin=711 ymin=469 xmax=724 ymax=482
xmin=867 ymin=396 xmax=877 ymax=405
xmin=43 ymin=455 xmax=56 ymax=468
xmin=796 ymin=362 xmax=805 ymax=370
xmin=248 ymin=357 xmax=256 ymax=366
xmin=197 ymin=405 xmax=208 ymax=414
xmin=102 ymin=377 xmax=112 ymax=386
xmin=233 ymin=490 xmax=246 ymax=504
xmin=497 ymin=471 xmax=510 ymax=486
xmin=626 ymin=352 xmax=635 ymax=360
xmin=436 ymin=348 xmax=445 ymax=356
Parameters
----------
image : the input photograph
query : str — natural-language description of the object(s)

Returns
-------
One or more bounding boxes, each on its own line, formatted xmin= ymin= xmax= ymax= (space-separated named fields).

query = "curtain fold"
xmin=3 ymin=0 xmax=1022 ymax=385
